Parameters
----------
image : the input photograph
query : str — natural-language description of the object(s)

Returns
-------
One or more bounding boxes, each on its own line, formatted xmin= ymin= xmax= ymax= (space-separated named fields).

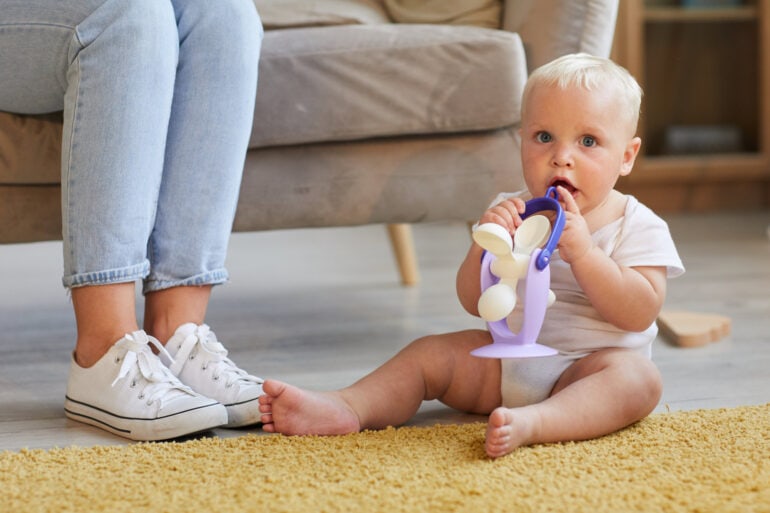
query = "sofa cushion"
xmin=250 ymin=23 xmax=525 ymax=148
xmin=382 ymin=0 xmax=502 ymax=29
xmin=255 ymin=0 xmax=389 ymax=29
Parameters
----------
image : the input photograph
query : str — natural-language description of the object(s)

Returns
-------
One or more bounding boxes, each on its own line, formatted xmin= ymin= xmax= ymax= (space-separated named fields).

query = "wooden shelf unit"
xmin=612 ymin=0 xmax=770 ymax=212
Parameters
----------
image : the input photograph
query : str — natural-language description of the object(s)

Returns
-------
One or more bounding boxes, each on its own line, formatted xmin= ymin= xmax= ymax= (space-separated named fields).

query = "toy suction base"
xmin=471 ymin=343 xmax=558 ymax=359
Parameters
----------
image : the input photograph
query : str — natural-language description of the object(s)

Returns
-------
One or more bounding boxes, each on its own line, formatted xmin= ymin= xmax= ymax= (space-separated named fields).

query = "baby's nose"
xmin=551 ymin=145 xmax=574 ymax=168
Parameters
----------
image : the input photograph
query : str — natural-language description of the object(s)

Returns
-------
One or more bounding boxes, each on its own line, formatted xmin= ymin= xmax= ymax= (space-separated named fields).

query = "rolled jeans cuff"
xmin=142 ymin=269 xmax=230 ymax=294
xmin=63 ymin=260 xmax=151 ymax=288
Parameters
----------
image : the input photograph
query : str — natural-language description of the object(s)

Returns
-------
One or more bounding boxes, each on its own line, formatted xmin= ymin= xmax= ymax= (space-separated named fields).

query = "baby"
xmin=258 ymin=53 xmax=684 ymax=458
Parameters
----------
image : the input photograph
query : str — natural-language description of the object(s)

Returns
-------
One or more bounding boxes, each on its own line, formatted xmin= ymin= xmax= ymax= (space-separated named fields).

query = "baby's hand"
xmin=555 ymin=186 xmax=592 ymax=264
xmin=476 ymin=197 xmax=527 ymax=236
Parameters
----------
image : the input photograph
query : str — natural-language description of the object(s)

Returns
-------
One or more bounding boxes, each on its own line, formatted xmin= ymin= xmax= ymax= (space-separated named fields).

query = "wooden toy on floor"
xmin=657 ymin=310 xmax=731 ymax=348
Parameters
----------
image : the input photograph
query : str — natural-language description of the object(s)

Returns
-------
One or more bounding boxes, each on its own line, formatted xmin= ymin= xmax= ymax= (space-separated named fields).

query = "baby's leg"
xmin=259 ymin=330 xmax=502 ymax=435
xmin=485 ymin=347 xmax=661 ymax=458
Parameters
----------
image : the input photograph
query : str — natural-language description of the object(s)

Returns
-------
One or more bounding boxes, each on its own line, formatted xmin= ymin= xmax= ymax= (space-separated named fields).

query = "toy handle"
xmin=521 ymin=186 xmax=565 ymax=270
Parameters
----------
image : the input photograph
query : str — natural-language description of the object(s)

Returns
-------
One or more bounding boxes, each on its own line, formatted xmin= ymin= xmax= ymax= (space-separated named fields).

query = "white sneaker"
xmin=163 ymin=323 xmax=264 ymax=428
xmin=64 ymin=331 xmax=228 ymax=441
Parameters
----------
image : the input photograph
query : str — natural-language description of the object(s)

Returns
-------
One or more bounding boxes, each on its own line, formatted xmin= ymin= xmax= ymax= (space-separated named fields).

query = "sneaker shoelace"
xmin=169 ymin=324 xmax=264 ymax=388
xmin=112 ymin=332 xmax=196 ymax=408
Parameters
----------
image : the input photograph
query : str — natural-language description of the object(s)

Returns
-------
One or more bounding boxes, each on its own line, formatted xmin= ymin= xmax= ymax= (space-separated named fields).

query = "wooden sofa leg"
xmin=386 ymin=223 xmax=420 ymax=286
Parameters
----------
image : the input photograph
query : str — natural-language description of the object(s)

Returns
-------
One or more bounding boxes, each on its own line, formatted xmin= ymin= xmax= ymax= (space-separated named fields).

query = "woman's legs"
xmin=143 ymin=0 xmax=261 ymax=296
xmin=60 ymin=0 xmax=234 ymax=439
xmin=71 ymin=283 xmax=137 ymax=367
xmin=56 ymin=0 xmax=180 ymax=368
xmin=143 ymin=285 xmax=212 ymax=345
xmin=0 ymin=0 xmax=174 ymax=364
xmin=60 ymin=0 xmax=181 ymax=376
xmin=3 ymin=0 xmax=260 ymax=355
xmin=0 ymin=0 xmax=261 ymax=439
xmin=61 ymin=0 xmax=179 ymax=289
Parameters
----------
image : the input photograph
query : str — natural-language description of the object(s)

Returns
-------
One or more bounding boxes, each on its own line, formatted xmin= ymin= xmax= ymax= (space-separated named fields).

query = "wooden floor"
xmin=1 ymin=210 xmax=769 ymax=451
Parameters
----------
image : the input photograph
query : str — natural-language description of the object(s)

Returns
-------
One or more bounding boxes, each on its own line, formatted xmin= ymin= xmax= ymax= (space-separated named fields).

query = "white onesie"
xmin=498 ymin=194 xmax=685 ymax=408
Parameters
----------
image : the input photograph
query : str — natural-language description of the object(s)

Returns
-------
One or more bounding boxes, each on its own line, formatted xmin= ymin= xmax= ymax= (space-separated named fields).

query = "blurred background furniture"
xmin=612 ymin=0 xmax=770 ymax=213
xmin=0 ymin=0 xmax=620 ymax=285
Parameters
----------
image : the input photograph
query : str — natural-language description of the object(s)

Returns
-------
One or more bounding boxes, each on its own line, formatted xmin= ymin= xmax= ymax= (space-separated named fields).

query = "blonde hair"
xmin=521 ymin=53 xmax=643 ymax=131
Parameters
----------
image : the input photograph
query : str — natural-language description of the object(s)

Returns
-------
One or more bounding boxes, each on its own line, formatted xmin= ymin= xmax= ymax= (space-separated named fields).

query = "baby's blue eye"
xmin=536 ymin=132 xmax=552 ymax=143
xmin=581 ymin=135 xmax=596 ymax=147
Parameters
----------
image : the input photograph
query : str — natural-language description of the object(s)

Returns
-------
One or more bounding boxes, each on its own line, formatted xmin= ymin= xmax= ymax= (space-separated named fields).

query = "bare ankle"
xmin=333 ymin=390 xmax=364 ymax=430
xmin=514 ymin=405 xmax=543 ymax=446
xmin=74 ymin=344 xmax=112 ymax=368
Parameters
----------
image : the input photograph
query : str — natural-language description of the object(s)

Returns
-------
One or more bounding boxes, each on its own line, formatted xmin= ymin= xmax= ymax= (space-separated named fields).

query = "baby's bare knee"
xmin=406 ymin=330 xmax=486 ymax=357
xmin=633 ymin=356 xmax=663 ymax=406
xmin=603 ymin=349 xmax=662 ymax=412
xmin=402 ymin=330 xmax=497 ymax=406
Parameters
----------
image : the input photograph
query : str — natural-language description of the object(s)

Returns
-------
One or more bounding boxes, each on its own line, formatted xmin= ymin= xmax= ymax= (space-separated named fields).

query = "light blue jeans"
xmin=0 ymin=0 xmax=261 ymax=292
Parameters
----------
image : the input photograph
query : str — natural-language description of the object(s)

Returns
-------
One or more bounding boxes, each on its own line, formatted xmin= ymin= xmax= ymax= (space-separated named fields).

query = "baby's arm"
xmin=557 ymin=188 xmax=666 ymax=332
xmin=456 ymin=197 xmax=526 ymax=316
xmin=574 ymin=255 xmax=666 ymax=332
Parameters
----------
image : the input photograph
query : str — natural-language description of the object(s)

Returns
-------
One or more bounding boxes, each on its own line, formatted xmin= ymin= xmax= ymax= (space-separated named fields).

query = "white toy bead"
xmin=473 ymin=215 xmax=556 ymax=327
xmin=478 ymin=283 xmax=517 ymax=321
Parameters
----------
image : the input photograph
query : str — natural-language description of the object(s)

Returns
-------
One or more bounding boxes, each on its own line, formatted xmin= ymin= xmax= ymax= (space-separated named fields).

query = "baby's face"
xmin=520 ymin=83 xmax=639 ymax=217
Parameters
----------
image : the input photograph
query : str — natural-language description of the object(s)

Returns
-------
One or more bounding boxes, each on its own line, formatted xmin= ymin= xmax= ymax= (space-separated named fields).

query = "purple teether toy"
xmin=471 ymin=187 xmax=565 ymax=358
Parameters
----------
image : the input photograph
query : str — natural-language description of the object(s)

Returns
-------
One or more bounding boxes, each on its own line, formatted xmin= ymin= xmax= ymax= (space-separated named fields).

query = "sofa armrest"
xmin=501 ymin=0 xmax=618 ymax=72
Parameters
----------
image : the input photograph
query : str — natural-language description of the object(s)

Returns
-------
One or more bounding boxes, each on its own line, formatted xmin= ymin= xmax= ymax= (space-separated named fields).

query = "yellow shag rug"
xmin=2 ymin=404 xmax=769 ymax=513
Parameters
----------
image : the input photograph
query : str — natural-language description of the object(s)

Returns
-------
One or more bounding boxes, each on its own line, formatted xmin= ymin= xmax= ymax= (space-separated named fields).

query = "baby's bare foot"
xmin=485 ymin=407 xmax=534 ymax=458
xmin=258 ymin=379 xmax=360 ymax=435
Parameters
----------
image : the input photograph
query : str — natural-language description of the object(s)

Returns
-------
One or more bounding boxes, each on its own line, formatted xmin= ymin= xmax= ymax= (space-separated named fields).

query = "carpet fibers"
xmin=2 ymin=404 xmax=769 ymax=512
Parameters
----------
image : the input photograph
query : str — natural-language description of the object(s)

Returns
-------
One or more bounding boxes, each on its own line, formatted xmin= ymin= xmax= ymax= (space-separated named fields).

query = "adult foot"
xmin=258 ymin=379 xmax=360 ymax=435
xmin=484 ymin=407 xmax=534 ymax=458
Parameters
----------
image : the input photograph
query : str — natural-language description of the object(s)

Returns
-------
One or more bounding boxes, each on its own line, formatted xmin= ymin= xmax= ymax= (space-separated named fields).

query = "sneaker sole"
xmin=64 ymin=396 xmax=228 ymax=441
xmin=223 ymin=396 xmax=262 ymax=428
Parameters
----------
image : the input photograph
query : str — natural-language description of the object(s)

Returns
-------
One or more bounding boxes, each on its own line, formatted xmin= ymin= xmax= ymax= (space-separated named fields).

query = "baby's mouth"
xmin=549 ymin=179 xmax=577 ymax=195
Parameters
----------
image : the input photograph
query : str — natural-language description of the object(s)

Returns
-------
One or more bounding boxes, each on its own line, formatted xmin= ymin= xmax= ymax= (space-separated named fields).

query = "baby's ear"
xmin=620 ymin=136 xmax=642 ymax=176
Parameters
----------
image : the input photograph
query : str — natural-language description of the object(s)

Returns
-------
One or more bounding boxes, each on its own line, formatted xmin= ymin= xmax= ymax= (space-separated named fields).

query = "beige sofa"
xmin=0 ymin=0 xmax=619 ymax=284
